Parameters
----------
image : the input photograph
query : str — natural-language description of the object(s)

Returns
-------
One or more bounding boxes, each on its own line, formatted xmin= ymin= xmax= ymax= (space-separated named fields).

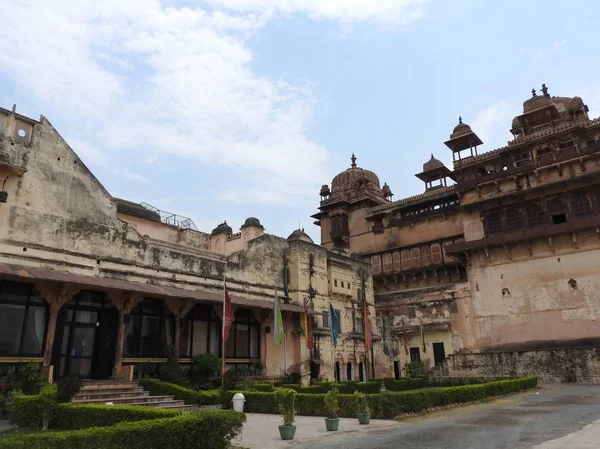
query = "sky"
xmin=1 ymin=0 xmax=599 ymax=242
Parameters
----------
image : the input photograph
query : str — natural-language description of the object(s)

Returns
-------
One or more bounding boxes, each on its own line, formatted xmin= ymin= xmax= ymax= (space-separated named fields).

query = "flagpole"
xmin=283 ymin=312 xmax=287 ymax=374
xmin=329 ymin=300 xmax=336 ymax=381
xmin=221 ymin=272 xmax=226 ymax=388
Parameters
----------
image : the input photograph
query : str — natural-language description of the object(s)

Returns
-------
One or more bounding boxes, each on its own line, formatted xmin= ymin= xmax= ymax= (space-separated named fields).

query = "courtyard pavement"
xmin=233 ymin=413 xmax=399 ymax=449
xmin=289 ymin=384 xmax=600 ymax=449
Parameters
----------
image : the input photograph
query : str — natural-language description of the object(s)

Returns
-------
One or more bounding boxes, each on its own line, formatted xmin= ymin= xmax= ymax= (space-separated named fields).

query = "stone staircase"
xmin=72 ymin=380 xmax=198 ymax=411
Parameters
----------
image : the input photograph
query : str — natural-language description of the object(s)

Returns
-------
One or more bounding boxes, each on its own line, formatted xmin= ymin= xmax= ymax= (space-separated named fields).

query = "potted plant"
xmin=353 ymin=391 xmax=371 ymax=424
xmin=275 ymin=388 xmax=297 ymax=440
xmin=324 ymin=387 xmax=340 ymax=431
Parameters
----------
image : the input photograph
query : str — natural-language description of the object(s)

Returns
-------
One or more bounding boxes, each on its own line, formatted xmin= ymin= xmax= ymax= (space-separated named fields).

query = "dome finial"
xmin=531 ymin=88 xmax=537 ymax=97
xmin=458 ymin=116 xmax=462 ymax=124
xmin=541 ymin=83 xmax=549 ymax=98
xmin=351 ymin=153 xmax=357 ymax=168
xmin=430 ymin=153 xmax=434 ymax=159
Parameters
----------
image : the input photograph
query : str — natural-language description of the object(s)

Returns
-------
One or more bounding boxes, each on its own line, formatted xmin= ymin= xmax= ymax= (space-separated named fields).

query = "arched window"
xmin=359 ymin=361 xmax=365 ymax=382
xmin=334 ymin=361 xmax=341 ymax=381
xmin=347 ymin=362 xmax=353 ymax=381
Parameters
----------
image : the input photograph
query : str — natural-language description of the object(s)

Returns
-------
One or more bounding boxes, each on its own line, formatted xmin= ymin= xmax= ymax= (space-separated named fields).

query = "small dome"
xmin=211 ymin=221 xmax=233 ymax=235
xmin=241 ymin=217 xmax=263 ymax=229
xmin=287 ymin=228 xmax=314 ymax=243
xmin=451 ymin=116 xmax=472 ymax=138
xmin=423 ymin=154 xmax=444 ymax=172
xmin=320 ymin=184 xmax=331 ymax=196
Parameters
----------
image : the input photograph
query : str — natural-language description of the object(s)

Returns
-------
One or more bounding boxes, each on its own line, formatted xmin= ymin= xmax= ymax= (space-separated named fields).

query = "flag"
xmin=419 ymin=316 xmax=427 ymax=353
xmin=364 ymin=304 xmax=373 ymax=351
xmin=303 ymin=298 xmax=314 ymax=350
xmin=329 ymin=301 xmax=340 ymax=346
xmin=274 ymin=290 xmax=284 ymax=346
xmin=223 ymin=283 xmax=234 ymax=342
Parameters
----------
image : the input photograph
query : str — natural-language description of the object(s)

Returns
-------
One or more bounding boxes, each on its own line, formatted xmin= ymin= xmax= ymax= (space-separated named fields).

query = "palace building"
xmin=0 ymin=105 xmax=377 ymax=383
xmin=314 ymin=86 xmax=600 ymax=382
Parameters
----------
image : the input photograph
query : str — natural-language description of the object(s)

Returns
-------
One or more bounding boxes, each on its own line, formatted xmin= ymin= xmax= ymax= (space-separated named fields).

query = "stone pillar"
xmin=36 ymin=283 xmax=81 ymax=379
xmin=165 ymin=298 xmax=196 ymax=360
xmin=107 ymin=291 xmax=143 ymax=379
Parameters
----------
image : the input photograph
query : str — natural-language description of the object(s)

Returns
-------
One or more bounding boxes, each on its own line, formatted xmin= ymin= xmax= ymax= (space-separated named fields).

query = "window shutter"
xmin=371 ymin=255 xmax=382 ymax=275
xmin=382 ymin=253 xmax=393 ymax=274
xmin=431 ymin=243 xmax=442 ymax=265
xmin=410 ymin=247 xmax=421 ymax=269
xmin=401 ymin=250 xmax=411 ymax=271
xmin=420 ymin=245 xmax=431 ymax=266
xmin=393 ymin=251 xmax=401 ymax=272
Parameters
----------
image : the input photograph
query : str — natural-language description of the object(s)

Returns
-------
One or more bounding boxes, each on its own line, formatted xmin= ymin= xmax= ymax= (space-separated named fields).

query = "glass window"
xmin=0 ymin=281 xmax=47 ymax=357
xmin=225 ymin=309 xmax=261 ymax=360
xmin=124 ymin=299 xmax=174 ymax=358
xmin=21 ymin=306 xmax=46 ymax=355
xmin=322 ymin=312 xmax=330 ymax=329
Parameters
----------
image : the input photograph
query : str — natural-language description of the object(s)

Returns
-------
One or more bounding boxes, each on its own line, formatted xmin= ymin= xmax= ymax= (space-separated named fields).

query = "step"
xmin=74 ymin=390 xmax=148 ymax=401
xmin=81 ymin=383 xmax=139 ymax=391
xmin=117 ymin=400 xmax=187 ymax=408
xmin=161 ymin=404 xmax=199 ymax=411
xmin=73 ymin=395 xmax=174 ymax=405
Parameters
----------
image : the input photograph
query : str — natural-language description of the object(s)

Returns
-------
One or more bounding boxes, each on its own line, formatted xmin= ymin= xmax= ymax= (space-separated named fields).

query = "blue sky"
xmin=1 ymin=0 xmax=598 ymax=242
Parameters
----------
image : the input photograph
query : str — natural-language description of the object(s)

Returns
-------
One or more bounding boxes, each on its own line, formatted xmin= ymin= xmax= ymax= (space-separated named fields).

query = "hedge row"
xmin=0 ymin=409 xmax=245 ymax=449
xmin=225 ymin=377 xmax=537 ymax=419
xmin=279 ymin=378 xmax=428 ymax=395
xmin=11 ymin=395 xmax=185 ymax=431
xmin=138 ymin=379 xmax=220 ymax=405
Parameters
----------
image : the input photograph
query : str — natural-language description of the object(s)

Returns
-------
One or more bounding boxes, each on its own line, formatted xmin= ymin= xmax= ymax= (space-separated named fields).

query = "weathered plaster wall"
xmin=464 ymin=246 xmax=600 ymax=352
xmin=441 ymin=348 xmax=600 ymax=383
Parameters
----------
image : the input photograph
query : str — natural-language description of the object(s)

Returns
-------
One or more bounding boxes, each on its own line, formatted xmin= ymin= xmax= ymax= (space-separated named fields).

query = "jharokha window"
xmin=570 ymin=192 xmax=593 ymax=218
xmin=505 ymin=207 xmax=524 ymax=232
xmin=0 ymin=281 xmax=47 ymax=357
xmin=483 ymin=209 xmax=503 ymax=235
xmin=125 ymin=298 xmax=174 ymax=358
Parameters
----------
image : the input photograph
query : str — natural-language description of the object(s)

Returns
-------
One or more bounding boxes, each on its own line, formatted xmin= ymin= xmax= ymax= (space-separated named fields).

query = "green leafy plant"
xmin=353 ymin=391 xmax=370 ymax=414
xmin=158 ymin=358 xmax=184 ymax=384
xmin=221 ymin=368 xmax=241 ymax=391
xmin=404 ymin=361 xmax=426 ymax=377
xmin=16 ymin=363 xmax=45 ymax=395
xmin=279 ymin=372 xmax=302 ymax=385
xmin=56 ymin=377 xmax=83 ymax=403
xmin=188 ymin=354 xmax=221 ymax=386
xmin=323 ymin=388 xmax=340 ymax=419
xmin=275 ymin=388 xmax=297 ymax=426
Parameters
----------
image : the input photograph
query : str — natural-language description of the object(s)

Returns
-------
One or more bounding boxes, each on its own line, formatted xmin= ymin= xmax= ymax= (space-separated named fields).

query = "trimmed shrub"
xmin=254 ymin=383 xmax=274 ymax=392
xmin=279 ymin=384 xmax=302 ymax=392
xmin=10 ymin=393 xmax=56 ymax=430
xmin=158 ymin=358 xmax=185 ymax=384
xmin=223 ymin=377 xmax=537 ymax=419
xmin=56 ymin=377 xmax=82 ymax=403
xmin=0 ymin=410 xmax=245 ymax=449
xmin=139 ymin=379 xmax=219 ymax=406
xmin=53 ymin=404 xmax=180 ymax=430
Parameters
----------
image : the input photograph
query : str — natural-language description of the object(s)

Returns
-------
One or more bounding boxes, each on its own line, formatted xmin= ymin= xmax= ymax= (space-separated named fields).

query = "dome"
xmin=287 ymin=228 xmax=314 ymax=243
xmin=449 ymin=117 xmax=474 ymax=139
xmin=423 ymin=154 xmax=444 ymax=172
xmin=523 ymin=94 xmax=551 ymax=113
xmin=241 ymin=217 xmax=263 ymax=229
xmin=330 ymin=154 xmax=382 ymax=196
xmin=382 ymin=182 xmax=393 ymax=197
xmin=211 ymin=221 xmax=233 ymax=235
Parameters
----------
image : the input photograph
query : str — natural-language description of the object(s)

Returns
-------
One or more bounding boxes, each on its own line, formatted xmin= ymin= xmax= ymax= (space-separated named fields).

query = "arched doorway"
xmin=359 ymin=361 xmax=365 ymax=382
xmin=334 ymin=361 xmax=341 ymax=381
xmin=52 ymin=291 xmax=118 ymax=379
xmin=346 ymin=362 xmax=353 ymax=380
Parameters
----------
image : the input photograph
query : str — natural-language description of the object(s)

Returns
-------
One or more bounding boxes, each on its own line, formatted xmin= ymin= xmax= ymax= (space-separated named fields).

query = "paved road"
xmin=296 ymin=384 xmax=600 ymax=449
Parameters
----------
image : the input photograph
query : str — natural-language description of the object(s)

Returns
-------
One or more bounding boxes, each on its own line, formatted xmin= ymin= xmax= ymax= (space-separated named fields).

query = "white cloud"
xmin=471 ymin=100 xmax=514 ymax=149
xmin=203 ymin=0 xmax=427 ymax=26
xmin=0 ymin=0 xmax=425 ymax=206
